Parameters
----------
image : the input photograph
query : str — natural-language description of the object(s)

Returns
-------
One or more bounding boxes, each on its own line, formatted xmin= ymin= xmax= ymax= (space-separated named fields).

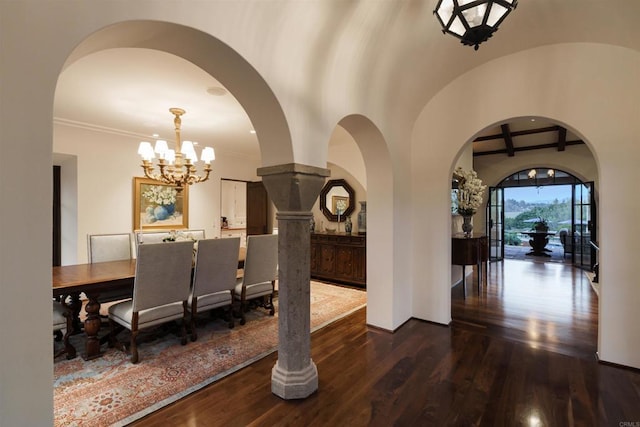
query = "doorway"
xmin=220 ymin=179 xmax=270 ymax=244
xmin=486 ymin=168 xmax=597 ymax=270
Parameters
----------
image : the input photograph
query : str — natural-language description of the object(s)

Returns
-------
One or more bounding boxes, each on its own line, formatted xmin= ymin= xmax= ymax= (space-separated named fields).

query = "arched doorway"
xmin=487 ymin=168 xmax=596 ymax=271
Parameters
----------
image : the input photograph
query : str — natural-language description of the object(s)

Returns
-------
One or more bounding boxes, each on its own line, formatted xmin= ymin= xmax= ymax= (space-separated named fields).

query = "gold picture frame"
xmin=133 ymin=177 xmax=189 ymax=230
xmin=331 ymin=196 xmax=349 ymax=216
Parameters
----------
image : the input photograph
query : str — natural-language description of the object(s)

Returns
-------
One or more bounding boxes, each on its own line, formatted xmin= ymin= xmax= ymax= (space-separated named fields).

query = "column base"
xmin=271 ymin=359 xmax=318 ymax=399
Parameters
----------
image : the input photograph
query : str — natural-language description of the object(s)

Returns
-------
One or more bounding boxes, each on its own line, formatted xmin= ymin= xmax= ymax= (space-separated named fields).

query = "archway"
xmin=62 ymin=20 xmax=293 ymax=167
xmin=51 ymin=16 xmax=300 ymax=410
xmin=411 ymin=43 xmax=640 ymax=371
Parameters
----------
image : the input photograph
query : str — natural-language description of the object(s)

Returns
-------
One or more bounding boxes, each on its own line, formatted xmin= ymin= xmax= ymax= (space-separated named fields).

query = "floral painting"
xmin=133 ymin=177 xmax=189 ymax=230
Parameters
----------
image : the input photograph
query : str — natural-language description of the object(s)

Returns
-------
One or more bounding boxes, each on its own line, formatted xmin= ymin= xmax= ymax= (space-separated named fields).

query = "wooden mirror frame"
xmin=319 ymin=179 xmax=355 ymax=222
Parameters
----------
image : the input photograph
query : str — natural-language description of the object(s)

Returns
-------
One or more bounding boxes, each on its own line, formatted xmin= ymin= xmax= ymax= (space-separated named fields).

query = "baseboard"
xmin=584 ymin=271 xmax=599 ymax=297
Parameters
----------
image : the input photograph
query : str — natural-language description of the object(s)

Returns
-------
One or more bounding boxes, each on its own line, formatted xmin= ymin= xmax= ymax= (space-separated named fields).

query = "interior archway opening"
xmin=450 ymin=118 xmax=599 ymax=360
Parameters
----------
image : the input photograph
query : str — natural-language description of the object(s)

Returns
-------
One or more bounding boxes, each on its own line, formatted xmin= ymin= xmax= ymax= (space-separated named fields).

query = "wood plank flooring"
xmin=131 ymin=260 xmax=640 ymax=426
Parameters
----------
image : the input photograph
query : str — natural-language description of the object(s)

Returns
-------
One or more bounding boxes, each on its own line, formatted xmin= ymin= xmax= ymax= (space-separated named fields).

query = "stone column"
xmin=257 ymin=163 xmax=330 ymax=399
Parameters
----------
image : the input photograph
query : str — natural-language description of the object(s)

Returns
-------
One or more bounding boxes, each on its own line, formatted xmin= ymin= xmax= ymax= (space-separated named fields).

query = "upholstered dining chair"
xmin=233 ymin=234 xmax=278 ymax=325
xmin=108 ymin=241 xmax=194 ymax=363
xmin=53 ymin=301 xmax=76 ymax=360
xmin=88 ymin=233 xmax=133 ymax=263
xmin=188 ymin=237 xmax=241 ymax=341
xmin=87 ymin=232 xmax=135 ymax=310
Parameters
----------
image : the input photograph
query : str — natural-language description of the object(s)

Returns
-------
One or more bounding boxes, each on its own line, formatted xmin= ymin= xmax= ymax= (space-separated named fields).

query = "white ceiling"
xmin=52 ymin=1 xmax=639 ymax=161
xmin=54 ymin=48 xmax=259 ymax=158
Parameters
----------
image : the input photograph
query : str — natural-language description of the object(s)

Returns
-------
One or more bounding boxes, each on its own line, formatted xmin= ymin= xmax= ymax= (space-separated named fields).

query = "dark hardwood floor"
xmin=131 ymin=260 xmax=640 ymax=426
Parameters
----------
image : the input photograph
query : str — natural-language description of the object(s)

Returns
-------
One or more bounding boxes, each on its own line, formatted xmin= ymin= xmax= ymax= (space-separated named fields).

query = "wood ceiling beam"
xmin=557 ymin=127 xmax=567 ymax=151
xmin=473 ymin=139 xmax=585 ymax=157
xmin=473 ymin=125 xmax=561 ymax=142
xmin=501 ymin=124 xmax=515 ymax=157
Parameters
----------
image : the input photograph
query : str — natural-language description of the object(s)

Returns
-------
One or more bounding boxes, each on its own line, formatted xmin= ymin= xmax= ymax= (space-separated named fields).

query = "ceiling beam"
xmin=473 ymin=125 xmax=561 ymax=142
xmin=473 ymin=139 xmax=585 ymax=157
xmin=501 ymin=124 xmax=515 ymax=157
xmin=557 ymin=127 xmax=567 ymax=151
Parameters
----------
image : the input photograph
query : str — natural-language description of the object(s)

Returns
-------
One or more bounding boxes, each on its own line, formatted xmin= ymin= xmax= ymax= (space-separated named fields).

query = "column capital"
xmin=258 ymin=163 xmax=330 ymax=212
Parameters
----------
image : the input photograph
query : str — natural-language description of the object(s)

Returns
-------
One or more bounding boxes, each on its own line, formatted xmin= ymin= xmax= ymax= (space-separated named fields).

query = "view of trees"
xmin=505 ymin=198 xmax=571 ymax=231
xmin=503 ymin=198 xmax=572 ymax=247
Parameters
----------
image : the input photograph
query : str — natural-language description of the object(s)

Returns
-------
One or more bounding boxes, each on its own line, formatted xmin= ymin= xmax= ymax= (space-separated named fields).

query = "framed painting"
xmin=331 ymin=195 xmax=349 ymax=216
xmin=133 ymin=177 xmax=189 ymax=230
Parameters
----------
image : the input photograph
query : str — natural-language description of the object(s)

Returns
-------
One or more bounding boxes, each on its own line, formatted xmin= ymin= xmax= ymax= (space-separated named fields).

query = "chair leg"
xmin=130 ymin=312 xmax=139 ymax=363
xmin=181 ymin=302 xmax=188 ymax=346
xmin=239 ymin=300 xmax=247 ymax=325
xmin=190 ymin=299 xmax=198 ymax=342
xmin=268 ymin=293 xmax=275 ymax=316
xmin=130 ymin=330 xmax=139 ymax=364
xmin=226 ymin=306 xmax=235 ymax=329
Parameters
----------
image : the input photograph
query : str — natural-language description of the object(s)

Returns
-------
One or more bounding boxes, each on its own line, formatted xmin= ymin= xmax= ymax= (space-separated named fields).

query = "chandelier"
xmin=137 ymin=108 xmax=215 ymax=192
xmin=434 ymin=0 xmax=518 ymax=50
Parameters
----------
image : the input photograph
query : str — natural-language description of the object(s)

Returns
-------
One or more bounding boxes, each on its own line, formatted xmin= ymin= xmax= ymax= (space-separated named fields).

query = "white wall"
xmin=54 ymin=123 xmax=261 ymax=264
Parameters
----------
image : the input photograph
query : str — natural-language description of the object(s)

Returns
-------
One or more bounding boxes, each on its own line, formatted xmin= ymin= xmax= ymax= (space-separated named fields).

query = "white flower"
xmin=453 ymin=167 xmax=487 ymax=215
xmin=142 ymin=185 xmax=177 ymax=206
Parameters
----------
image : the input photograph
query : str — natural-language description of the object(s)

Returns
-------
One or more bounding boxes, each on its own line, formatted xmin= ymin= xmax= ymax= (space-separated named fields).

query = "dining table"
xmin=53 ymin=245 xmax=247 ymax=360
xmin=523 ymin=231 xmax=556 ymax=257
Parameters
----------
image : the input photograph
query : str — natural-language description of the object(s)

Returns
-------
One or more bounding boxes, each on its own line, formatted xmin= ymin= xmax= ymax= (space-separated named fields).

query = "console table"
xmin=310 ymin=232 xmax=366 ymax=287
xmin=452 ymin=233 xmax=488 ymax=299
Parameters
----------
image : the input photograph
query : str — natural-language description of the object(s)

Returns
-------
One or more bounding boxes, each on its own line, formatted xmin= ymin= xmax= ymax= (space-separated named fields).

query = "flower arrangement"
xmin=532 ymin=217 xmax=549 ymax=232
xmin=453 ymin=167 xmax=487 ymax=216
xmin=142 ymin=185 xmax=177 ymax=206
xmin=162 ymin=230 xmax=198 ymax=242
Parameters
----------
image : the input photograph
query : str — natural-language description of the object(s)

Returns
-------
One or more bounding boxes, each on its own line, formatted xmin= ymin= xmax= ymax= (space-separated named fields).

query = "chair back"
xmin=192 ymin=238 xmax=241 ymax=298
xmin=132 ymin=241 xmax=194 ymax=312
xmin=88 ymin=233 xmax=133 ymax=263
xmin=242 ymin=234 xmax=278 ymax=286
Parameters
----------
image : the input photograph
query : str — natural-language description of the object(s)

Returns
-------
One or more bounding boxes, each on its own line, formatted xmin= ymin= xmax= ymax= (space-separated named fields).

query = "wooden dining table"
xmin=53 ymin=246 xmax=246 ymax=360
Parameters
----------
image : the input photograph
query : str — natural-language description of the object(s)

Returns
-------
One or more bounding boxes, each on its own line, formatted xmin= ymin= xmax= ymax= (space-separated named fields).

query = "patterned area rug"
xmin=53 ymin=281 xmax=366 ymax=426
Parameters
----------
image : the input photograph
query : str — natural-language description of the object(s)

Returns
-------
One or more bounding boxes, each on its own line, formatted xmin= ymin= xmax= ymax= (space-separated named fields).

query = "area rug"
xmin=53 ymin=281 xmax=366 ymax=426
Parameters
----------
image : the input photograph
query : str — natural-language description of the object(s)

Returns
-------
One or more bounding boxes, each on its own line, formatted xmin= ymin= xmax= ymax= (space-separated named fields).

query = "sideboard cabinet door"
xmin=310 ymin=233 xmax=366 ymax=287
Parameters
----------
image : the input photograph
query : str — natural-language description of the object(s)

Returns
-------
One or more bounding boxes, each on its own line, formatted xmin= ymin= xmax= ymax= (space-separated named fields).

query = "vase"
xmin=461 ymin=214 xmax=473 ymax=237
xmin=344 ymin=216 xmax=353 ymax=234
xmin=357 ymin=201 xmax=367 ymax=234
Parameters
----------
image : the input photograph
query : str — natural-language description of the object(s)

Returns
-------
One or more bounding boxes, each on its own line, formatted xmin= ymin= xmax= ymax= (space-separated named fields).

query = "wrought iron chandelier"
xmin=138 ymin=108 xmax=215 ymax=192
xmin=434 ymin=0 xmax=518 ymax=50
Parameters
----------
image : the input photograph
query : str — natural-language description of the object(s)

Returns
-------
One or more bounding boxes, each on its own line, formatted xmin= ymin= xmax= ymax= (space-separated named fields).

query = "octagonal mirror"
xmin=319 ymin=179 xmax=355 ymax=222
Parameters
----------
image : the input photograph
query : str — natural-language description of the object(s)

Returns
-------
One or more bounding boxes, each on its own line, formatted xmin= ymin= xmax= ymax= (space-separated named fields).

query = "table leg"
xmin=68 ymin=292 xmax=83 ymax=334
xmin=477 ymin=262 xmax=481 ymax=295
xmin=83 ymin=293 xmax=103 ymax=360
xmin=462 ymin=266 xmax=466 ymax=299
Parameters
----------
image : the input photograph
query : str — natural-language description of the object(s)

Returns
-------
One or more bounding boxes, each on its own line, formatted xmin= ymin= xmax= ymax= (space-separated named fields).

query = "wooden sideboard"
xmin=452 ymin=233 xmax=488 ymax=299
xmin=310 ymin=232 xmax=366 ymax=287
